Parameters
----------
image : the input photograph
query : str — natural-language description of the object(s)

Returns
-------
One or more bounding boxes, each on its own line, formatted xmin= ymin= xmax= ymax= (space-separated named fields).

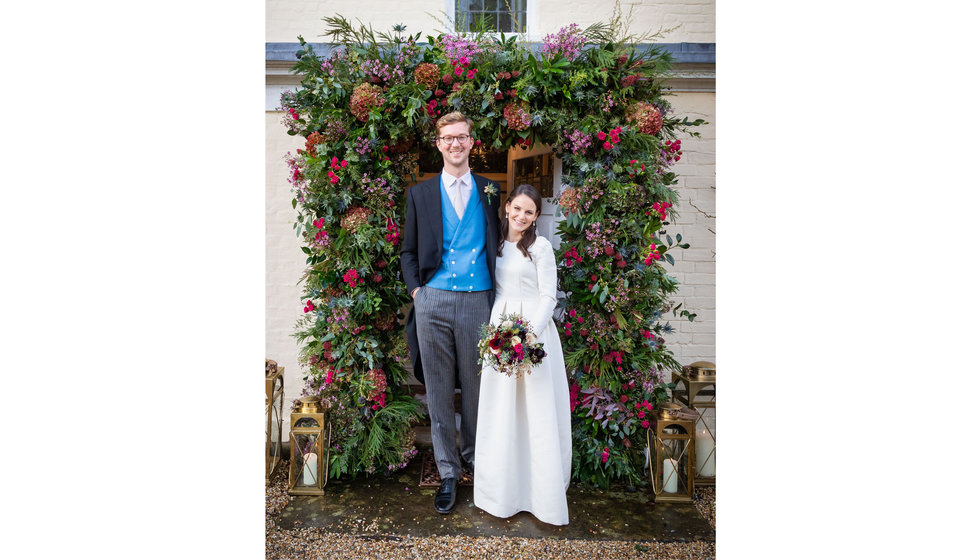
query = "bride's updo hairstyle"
xmin=498 ymin=183 xmax=543 ymax=260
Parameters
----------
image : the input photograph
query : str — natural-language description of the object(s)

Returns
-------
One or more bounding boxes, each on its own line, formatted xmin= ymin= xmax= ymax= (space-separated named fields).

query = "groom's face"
xmin=436 ymin=121 xmax=473 ymax=169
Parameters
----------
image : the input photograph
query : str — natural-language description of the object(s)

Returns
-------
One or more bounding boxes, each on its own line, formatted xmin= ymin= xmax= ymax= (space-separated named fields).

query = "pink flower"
xmin=459 ymin=56 xmax=469 ymax=66
xmin=454 ymin=66 xmax=463 ymax=77
xmin=641 ymin=420 xmax=650 ymax=429
xmin=603 ymin=141 xmax=612 ymax=150
xmin=637 ymin=411 xmax=646 ymax=419
xmin=601 ymin=447 xmax=610 ymax=463
xmin=596 ymin=131 xmax=606 ymax=140
xmin=466 ymin=69 xmax=476 ymax=80
xmin=340 ymin=160 xmax=348 ymax=168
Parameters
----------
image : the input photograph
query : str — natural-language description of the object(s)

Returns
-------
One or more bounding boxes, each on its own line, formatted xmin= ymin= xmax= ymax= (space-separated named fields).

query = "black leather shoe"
xmin=434 ymin=477 xmax=458 ymax=514
xmin=461 ymin=459 xmax=474 ymax=476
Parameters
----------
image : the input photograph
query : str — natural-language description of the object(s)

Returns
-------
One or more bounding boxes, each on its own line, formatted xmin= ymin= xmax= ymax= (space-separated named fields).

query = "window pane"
xmin=515 ymin=11 xmax=526 ymax=33
xmin=456 ymin=0 xmax=526 ymax=32
xmin=503 ymin=0 xmax=526 ymax=13
xmin=497 ymin=13 xmax=512 ymax=33
xmin=468 ymin=14 xmax=485 ymax=32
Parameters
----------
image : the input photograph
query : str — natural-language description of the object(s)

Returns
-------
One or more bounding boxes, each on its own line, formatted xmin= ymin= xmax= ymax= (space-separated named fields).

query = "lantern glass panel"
xmin=295 ymin=417 xmax=320 ymax=429
xmin=658 ymin=425 xmax=692 ymax=495
xmin=268 ymin=398 xmax=283 ymax=461
xmin=290 ymin=433 xmax=323 ymax=488
xmin=694 ymin=407 xmax=716 ymax=479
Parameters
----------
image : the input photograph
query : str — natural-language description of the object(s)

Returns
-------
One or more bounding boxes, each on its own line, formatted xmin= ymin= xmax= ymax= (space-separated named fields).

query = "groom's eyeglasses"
xmin=436 ymin=135 xmax=472 ymax=144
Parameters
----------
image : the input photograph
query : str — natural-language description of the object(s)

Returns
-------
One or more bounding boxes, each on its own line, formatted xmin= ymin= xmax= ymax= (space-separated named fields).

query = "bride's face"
xmin=505 ymin=194 xmax=538 ymax=236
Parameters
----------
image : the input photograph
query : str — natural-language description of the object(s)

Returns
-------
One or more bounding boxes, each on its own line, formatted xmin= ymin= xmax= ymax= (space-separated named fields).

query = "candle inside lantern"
xmin=695 ymin=428 xmax=715 ymax=477
xmin=302 ymin=452 xmax=318 ymax=485
xmin=662 ymin=458 xmax=678 ymax=493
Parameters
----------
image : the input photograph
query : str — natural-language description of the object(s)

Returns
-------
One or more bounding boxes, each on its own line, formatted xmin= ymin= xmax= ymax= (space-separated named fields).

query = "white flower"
xmin=510 ymin=336 xmax=521 ymax=346
xmin=501 ymin=320 xmax=513 ymax=330
xmin=526 ymin=333 xmax=536 ymax=344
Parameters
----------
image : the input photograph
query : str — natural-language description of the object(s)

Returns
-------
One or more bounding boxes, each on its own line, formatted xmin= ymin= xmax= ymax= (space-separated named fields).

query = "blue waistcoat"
xmin=426 ymin=174 xmax=493 ymax=292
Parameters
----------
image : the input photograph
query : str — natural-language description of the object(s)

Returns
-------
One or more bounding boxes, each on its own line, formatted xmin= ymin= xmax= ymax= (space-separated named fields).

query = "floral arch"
xmin=280 ymin=16 xmax=703 ymax=487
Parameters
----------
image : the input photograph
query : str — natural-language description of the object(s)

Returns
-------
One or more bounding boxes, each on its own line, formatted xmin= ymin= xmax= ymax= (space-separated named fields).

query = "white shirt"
xmin=441 ymin=168 xmax=472 ymax=219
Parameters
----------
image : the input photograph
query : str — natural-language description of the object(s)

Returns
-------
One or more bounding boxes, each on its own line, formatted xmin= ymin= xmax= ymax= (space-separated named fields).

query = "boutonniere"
xmin=484 ymin=183 xmax=499 ymax=205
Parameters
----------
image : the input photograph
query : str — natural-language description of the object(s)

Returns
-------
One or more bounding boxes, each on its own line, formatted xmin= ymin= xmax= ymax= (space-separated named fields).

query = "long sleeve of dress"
xmin=529 ymin=237 xmax=558 ymax=334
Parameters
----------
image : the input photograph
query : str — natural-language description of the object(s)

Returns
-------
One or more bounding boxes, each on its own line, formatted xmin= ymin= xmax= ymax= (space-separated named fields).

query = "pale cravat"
xmin=452 ymin=178 xmax=465 ymax=219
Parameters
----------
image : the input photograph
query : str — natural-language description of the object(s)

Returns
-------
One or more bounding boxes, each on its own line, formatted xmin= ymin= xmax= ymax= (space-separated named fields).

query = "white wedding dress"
xmin=473 ymin=236 xmax=572 ymax=526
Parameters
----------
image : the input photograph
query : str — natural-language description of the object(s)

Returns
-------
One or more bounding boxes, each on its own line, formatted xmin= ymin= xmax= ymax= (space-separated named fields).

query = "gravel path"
xmin=266 ymin=463 xmax=716 ymax=559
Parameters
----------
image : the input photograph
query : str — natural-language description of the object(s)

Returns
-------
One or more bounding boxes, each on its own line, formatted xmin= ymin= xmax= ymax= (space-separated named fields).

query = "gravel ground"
xmin=266 ymin=463 xmax=716 ymax=559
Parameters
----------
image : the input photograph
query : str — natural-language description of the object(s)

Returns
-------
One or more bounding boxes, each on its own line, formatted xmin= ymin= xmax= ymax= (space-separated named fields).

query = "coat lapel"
xmin=474 ymin=174 xmax=496 ymax=229
xmin=418 ymin=176 xmax=443 ymax=248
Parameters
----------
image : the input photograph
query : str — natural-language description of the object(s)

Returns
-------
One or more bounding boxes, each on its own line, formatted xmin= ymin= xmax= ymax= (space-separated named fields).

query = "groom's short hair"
xmin=435 ymin=111 xmax=474 ymax=135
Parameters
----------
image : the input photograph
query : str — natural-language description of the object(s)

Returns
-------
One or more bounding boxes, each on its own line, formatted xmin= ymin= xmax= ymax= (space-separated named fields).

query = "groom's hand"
xmin=412 ymin=287 xmax=419 ymax=299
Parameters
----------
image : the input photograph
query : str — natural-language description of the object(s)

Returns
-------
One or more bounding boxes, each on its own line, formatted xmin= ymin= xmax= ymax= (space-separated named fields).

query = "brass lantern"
xmin=287 ymin=396 xmax=331 ymax=495
xmin=265 ymin=360 xmax=285 ymax=482
xmin=647 ymin=403 xmax=695 ymax=503
xmin=672 ymin=361 xmax=716 ymax=485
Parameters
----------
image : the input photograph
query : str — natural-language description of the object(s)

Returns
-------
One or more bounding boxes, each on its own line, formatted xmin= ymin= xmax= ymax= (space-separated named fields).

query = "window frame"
xmin=445 ymin=0 xmax=538 ymax=39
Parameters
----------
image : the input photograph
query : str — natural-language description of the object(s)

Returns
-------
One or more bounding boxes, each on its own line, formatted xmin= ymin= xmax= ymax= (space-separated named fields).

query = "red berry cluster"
xmin=665 ymin=138 xmax=682 ymax=162
xmin=596 ymin=126 xmax=622 ymax=150
xmin=313 ymin=217 xmax=328 ymax=241
xmin=603 ymin=245 xmax=627 ymax=269
xmin=327 ymin=156 xmax=348 ymax=184
xmin=342 ymin=268 xmax=364 ymax=288
xmin=562 ymin=247 xmax=583 ymax=267
xmin=569 ymin=382 xmax=581 ymax=412
xmin=384 ymin=218 xmax=400 ymax=245
xmin=619 ymin=74 xmax=639 ymax=88
xmin=627 ymin=159 xmax=646 ymax=178
xmin=643 ymin=243 xmax=662 ymax=266
xmin=602 ymin=350 xmax=624 ymax=371
xmin=562 ymin=308 xmax=586 ymax=337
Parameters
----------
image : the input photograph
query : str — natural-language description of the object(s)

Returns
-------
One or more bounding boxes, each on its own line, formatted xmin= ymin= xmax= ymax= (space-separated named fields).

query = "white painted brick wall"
xmin=663 ymin=91 xmax=715 ymax=367
xmin=267 ymin=1 xmax=715 ymax=43
xmin=266 ymin=112 xmax=308 ymax=406
xmin=538 ymin=0 xmax=715 ymax=42
xmin=267 ymin=0 xmax=452 ymax=43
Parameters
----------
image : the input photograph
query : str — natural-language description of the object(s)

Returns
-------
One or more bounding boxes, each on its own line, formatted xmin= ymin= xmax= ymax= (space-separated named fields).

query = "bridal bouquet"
xmin=477 ymin=312 xmax=547 ymax=378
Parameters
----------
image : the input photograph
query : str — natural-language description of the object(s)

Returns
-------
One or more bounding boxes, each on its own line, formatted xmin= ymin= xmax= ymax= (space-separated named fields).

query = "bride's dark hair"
xmin=497 ymin=183 xmax=543 ymax=260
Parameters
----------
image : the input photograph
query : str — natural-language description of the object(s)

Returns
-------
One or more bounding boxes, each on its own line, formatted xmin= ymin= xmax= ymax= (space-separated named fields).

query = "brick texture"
xmin=267 ymin=1 xmax=715 ymax=43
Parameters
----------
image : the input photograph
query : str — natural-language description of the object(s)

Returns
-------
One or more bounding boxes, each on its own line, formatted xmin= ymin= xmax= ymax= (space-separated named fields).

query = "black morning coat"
xmin=400 ymin=172 xmax=502 ymax=386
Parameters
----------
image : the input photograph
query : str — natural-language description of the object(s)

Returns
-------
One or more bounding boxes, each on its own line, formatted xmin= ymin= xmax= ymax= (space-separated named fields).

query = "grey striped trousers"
xmin=414 ymin=286 xmax=492 ymax=479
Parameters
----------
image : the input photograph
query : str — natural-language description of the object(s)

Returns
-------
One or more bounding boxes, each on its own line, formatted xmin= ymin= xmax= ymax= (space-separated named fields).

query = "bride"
xmin=473 ymin=183 xmax=572 ymax=526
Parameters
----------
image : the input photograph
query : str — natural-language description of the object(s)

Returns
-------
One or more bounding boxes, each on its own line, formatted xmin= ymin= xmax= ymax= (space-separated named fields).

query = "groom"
xmin=402 ymin=111 xmax=501 ymax=514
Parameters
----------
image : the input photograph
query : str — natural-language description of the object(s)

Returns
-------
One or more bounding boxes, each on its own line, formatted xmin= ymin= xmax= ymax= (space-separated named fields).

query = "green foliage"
xmin=281 ymin=14 xmax=705 ymax=484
